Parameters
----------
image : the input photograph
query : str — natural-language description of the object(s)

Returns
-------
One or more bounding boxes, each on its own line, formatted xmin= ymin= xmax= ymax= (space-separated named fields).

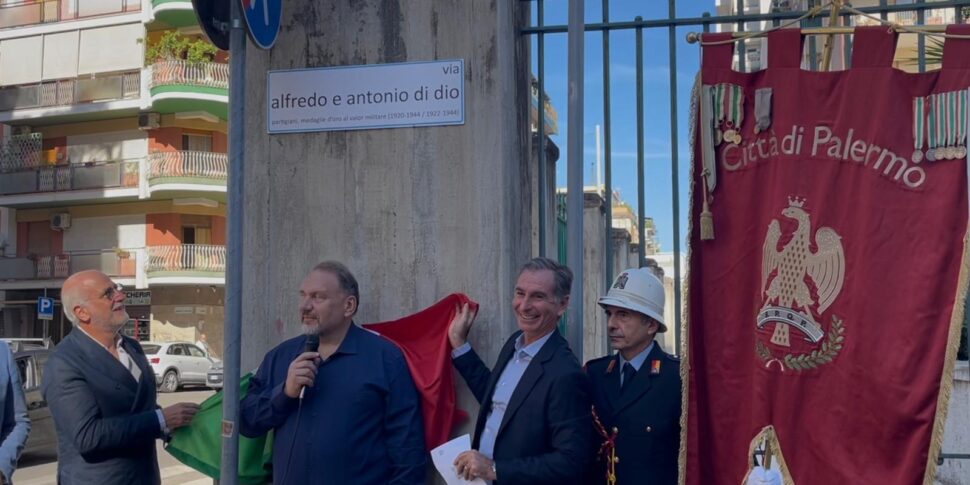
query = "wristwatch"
xmin=491 ymin=462 xmax=497 ymax=478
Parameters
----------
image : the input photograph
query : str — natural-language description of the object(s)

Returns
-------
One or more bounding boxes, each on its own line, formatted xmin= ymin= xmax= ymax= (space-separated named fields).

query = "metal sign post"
xmin=219 ymin=0 xmax=249 ymax=483
xmin=566 ymin=0 xmax=584 ymax=358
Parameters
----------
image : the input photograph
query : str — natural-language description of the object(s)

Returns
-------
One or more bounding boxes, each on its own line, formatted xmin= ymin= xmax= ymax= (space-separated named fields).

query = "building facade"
xmin=0 ymin=0 xmax=227 ymax=355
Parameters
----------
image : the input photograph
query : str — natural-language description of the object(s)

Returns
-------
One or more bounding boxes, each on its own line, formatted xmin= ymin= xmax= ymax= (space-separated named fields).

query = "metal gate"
xmin=521 ymin=0 xmax=970 ymax=466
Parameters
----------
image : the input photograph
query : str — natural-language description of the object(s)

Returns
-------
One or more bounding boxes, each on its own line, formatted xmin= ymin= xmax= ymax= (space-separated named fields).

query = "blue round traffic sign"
xmin=240 ymin=0 xmax=281 ymax=50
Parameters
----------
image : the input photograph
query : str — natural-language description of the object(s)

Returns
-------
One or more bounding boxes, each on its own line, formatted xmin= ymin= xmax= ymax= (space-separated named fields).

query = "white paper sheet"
xmin=430 ymin=434 xmax=487 ymax=485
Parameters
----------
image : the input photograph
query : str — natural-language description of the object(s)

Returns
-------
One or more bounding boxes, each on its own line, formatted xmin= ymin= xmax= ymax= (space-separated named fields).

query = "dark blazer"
xmin=585 ymin=344 xmax=681 ymax=485
xmin=42 ymin=330 xmax=162 ymax=485
xmin=453 ymin=330 xmax=593 ymax=485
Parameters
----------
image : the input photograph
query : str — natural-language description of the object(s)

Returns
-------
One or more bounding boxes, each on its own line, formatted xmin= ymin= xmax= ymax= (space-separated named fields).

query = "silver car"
xmin=142 ymin=341 xmax=216 ymax=393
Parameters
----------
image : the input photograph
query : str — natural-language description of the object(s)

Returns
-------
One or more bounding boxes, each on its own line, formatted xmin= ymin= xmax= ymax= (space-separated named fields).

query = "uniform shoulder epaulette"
xmin=664 ymin=352 xmax=681 ymax=362
xmin=584 ymin=355 xmax=613 ymax=371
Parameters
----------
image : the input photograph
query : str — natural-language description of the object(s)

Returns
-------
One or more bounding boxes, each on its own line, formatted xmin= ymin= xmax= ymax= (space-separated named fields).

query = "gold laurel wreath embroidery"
xmin=756 ymin=339 xmax=773 ymax=361
xmin=755 ymin=317 xmax=845 ymax=371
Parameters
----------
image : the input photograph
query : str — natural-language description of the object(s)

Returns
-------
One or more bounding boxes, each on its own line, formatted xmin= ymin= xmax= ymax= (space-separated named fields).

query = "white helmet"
xmin=598 ymin=267 xmax=667 ymax=332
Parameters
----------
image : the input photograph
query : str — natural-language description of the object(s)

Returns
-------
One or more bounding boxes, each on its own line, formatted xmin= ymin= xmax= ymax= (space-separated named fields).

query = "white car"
xmin=142 ymin=341 xmax=216 ymax=393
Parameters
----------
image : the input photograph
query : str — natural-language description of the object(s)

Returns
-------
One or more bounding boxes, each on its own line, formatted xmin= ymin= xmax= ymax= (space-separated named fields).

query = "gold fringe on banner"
xmin=677 ymin=72 xmax=702 ymax=485
xmin=922 ymin=229 xmax=970 ymax=485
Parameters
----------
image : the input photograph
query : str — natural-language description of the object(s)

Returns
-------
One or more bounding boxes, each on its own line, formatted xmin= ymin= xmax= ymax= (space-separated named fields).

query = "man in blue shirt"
xmin=240 ymin=261 xmax=426 ymax=484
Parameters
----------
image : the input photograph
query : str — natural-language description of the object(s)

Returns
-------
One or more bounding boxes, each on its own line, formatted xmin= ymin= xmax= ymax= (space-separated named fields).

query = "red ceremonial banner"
xmin=685 ymin=27 xmax=970 ymax=484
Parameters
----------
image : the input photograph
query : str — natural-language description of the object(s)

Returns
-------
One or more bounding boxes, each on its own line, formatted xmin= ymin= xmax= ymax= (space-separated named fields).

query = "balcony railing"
xmin=0 ymin=160 xmax=139 ymax=196
xmin=0 ymin=0 xmax=140 ymax=30
xmin=70 ymin=249 xmax=137 ymax=277
xmin=0 ymin=250 xmax=133 ymax=280
xmin=0 ymin=71 xmax=140 ymax=112
xmin=0 ymin=133 xmax=42 ymax=172
xmin=147 ymin=151 xmax=227 ymax=184
xmin=150 ymin=61 xmax=229 ymax=90
xmin=146 ymin=244 xmax=225 ymax=274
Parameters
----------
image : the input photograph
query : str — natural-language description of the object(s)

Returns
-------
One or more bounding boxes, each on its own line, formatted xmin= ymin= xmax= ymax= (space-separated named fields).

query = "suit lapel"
xmin=603 ymin=354 xmax=623 ymax=413
xmin=496 ymin=332 xmax=562 ymax=437
xmin=122 ymin=338 xmax=156 ymax=410
xmin=615 ymin=345 xmax=665 ymax=414
xmin=71 ymin=330 xmax=139 ymax=392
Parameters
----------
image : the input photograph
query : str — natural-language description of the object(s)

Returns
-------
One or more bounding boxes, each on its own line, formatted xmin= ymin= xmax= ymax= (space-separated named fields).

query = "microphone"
xmin=299 ymin=334 xmax=319 ymax=400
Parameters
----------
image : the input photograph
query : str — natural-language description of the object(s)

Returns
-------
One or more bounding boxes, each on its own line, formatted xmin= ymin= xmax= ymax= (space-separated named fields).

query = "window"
xmin=182 ymin=134 xmax=213 ymax=152
xmin=35 ymin=353 xmax=47 ymax=385
xmin=182 ymin=226 xmax=196 ymax=244
xmin=15 ymin=358 xmax=28 ymax=387
xmin=168 ymin=345 xmax=185 ymax=356
xmin=187 ymin=345 xmax=205 ymax=358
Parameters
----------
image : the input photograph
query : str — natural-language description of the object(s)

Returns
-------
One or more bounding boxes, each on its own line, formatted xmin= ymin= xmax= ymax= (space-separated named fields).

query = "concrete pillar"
xmin=610 ymin=227 xmax=632 ymax=281
xmin=533 ymin=133 xmax=559 ymax=258
xmin=239 ymin=0 xmax=533 ymax=436
xmin=582 ymin=191 xmax=607 ymax=363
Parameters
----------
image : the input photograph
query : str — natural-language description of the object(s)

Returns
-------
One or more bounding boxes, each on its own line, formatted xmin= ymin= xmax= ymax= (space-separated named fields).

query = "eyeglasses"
xmin=101 ymin=283 xmax=125 ymax=301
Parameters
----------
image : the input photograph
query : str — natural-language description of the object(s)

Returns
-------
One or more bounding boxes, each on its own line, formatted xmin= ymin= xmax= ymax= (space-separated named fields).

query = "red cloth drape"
xmin=364 ymin=293 xmax=476 ymax=450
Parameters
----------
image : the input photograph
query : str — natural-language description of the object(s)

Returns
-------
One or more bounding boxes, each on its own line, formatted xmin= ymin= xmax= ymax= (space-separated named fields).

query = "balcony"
xmin=0 ymin=246 xmax=225 ymax=289
xmin=146 ymin=244 xmax=225 ymax=283
xmin=0 ymin=70 xmax=141 ymax=123
xmin=147 ymin=150 xmax=227 ymax=187
xmin=149 ymin=61 xmax=228 ymax=120
xmin=0 ymin=159 xmax=140 ymax=207
xmin=149 ymin=0 xmax=197 ymax=29
xmin=0 ymin=160 xmax=139 ymax=195
xmin=0 ymin=150 xmax=227 ymax=207
xmin=0 ymin=0 xmax=141 ymax=31
xmin=0 ymin=250 xmax=135 ymax=287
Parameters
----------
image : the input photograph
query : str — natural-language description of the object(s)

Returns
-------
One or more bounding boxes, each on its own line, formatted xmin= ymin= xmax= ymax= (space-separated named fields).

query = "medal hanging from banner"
xmin=913 ymin=96 xmax=925 ymax=163
xmin=944 ymin=91 xmax=955 ymax=160
xmin=953 ymin=89 xmax=967 ymax=158
xmin=934 ymin=93 xmax=947 ymax=162
xmin=711 ymin=83 xmax=745 ymax=146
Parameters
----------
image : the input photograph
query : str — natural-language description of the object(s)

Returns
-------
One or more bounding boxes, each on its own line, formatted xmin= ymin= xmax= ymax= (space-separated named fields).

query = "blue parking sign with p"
xmin=38 ymin=297 xmax=54 ymax=321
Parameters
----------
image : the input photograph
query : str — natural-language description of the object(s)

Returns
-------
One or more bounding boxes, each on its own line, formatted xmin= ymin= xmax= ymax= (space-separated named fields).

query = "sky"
xmin=529 ymin=0 xmax=720 ymax=253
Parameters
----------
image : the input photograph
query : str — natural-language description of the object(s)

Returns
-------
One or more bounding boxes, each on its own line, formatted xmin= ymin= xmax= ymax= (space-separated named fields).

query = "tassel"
xmin=700 ymin=170 xmax=715 ymax=240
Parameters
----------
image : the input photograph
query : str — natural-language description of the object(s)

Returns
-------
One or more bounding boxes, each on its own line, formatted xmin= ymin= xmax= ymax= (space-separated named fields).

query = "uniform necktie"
xmin=621 ymin=362 xmax=636 ymax=390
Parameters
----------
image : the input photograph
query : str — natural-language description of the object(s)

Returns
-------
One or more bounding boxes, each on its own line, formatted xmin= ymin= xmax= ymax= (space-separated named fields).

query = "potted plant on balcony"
xmin=114 ymin=247 xmax=136 ymax=276
xmin=143 ymin=32 xmax=220 ymax=87
xmin=143 ymin=31 xmax=218 ymax=64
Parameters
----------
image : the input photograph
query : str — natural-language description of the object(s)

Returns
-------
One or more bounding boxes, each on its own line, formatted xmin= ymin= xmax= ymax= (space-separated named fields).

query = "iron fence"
xmin=522 ymin=0 xmax=970 ymax=465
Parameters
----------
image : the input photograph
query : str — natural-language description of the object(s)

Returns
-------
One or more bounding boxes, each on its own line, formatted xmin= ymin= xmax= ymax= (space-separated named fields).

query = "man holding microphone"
xmin=240 ymin=261 xmax=426 ymax=484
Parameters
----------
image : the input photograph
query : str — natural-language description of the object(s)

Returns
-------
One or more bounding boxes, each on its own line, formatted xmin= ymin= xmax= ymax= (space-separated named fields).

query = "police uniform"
xmin=585 ymin=343 xmax=681 ymax=485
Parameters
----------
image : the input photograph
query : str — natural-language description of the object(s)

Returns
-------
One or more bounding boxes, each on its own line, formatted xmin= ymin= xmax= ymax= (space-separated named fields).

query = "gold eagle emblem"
xmin=760 ymin=196 xmax=845 ymax=347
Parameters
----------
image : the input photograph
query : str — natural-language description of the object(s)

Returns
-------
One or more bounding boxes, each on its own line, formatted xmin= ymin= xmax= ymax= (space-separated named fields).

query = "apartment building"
xmin=0 ymin=0 xmax=228 ymax=354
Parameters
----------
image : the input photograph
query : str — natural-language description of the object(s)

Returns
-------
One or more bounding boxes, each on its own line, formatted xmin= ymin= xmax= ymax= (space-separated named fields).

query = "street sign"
xmin=240 ymin=0 xmax=281 ymax=50
xmin=191 ymin=0 xmax=230 ymax=50
xmin=37 ymin=297 xmax=54 ymax=321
